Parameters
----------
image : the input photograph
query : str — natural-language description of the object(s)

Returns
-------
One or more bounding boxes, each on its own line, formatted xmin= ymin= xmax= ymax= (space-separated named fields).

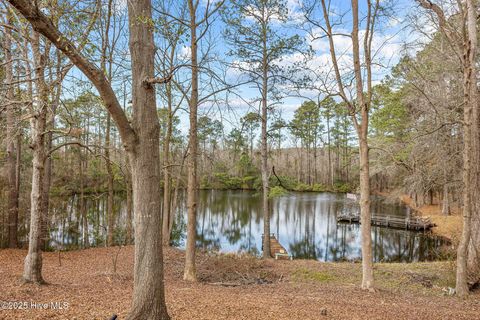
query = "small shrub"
xmin=200 ymin=175 xmax=211 ymax=189
xmin=269 ymin=175 xmax=297 ymax=190
xmin=294 ymin=183 xmax=312 ymax=192
xmin=241 ymin=175 xmax=257 ymax=189
xmin=312 ymin=184 xmax=328 ymax=192
xmin=269 ymin=186 xmax=288 ymax=198
xmin=333 ymin=182 xmax=353 ymax=193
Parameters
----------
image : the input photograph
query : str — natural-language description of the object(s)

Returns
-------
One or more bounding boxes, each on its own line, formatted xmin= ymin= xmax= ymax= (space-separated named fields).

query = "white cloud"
xmin=307 ymin=26 xmax=403 ymax=69
xmin=178 ymin=45 xmax=191 ymax=59
xmin=113 ymin=0 xmax=127 ymax=13
xmin=387 ymin=17 xmax=401 ymax=28
xmin=242 ymin=0 xmax=304 ymax=25
xmin=307 ymin=27 xmax=352 ymax=53
xmin=286 ymin=0 xmax=305 ymax=23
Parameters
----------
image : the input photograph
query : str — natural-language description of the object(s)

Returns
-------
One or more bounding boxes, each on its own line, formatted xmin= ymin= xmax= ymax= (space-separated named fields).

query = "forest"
xmin=0 ymin=0 xmax=479 ymax=319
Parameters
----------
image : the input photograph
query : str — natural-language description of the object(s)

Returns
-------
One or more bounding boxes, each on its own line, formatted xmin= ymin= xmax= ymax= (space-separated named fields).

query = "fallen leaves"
xmin=0 ymin=246 xmax=478 ymax=319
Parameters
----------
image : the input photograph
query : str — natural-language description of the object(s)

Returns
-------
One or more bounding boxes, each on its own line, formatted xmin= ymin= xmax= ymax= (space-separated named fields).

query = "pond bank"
xmin=1 ymin=246 xmax=478 ymax=319
xmin=400 ymin=195 xmax=462 ymax=242
xmin=377 ymin=192 xmax=462 ymax=242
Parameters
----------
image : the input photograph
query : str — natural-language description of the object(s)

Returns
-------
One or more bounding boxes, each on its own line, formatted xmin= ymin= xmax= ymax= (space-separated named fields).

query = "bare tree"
xmin=2 ymin=7 xmax=21 ymax=249
xmin=154 ymin=0 xmax=187 ymax=245
xmin=23 ymin=30 xmax=51 ymax=283
xmin=98 ymin=0 xmax=127 ymax=247
xmin=100 ymin=0 xmax=116 ymax=247
xmin=183 ymin=0 xmax=225 ymax=281
xmin=306 ymin=0 xmax=383 ymax=290
xmin=416 ymin=0 xmax=479 ymax=298
xmin=6 ymin=0 xmax=171 ymax=317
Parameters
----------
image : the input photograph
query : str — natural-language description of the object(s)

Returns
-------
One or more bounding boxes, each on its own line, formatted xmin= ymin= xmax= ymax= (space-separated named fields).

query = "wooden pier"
xmin=337 ymin=214 xmax=435 ymax=231
xmin=262 ymin=234 xmax=292 ymax=260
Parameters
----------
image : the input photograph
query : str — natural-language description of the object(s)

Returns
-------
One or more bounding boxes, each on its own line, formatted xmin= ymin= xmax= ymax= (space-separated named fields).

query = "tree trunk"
xmin=465 ymin=0 xmax=480 ymax=292
xmin=162 ymin=134 xmax=172 ymax=246
xmin=125 ymin=162 xmax=133 ymax=245
xmin=126 ymin=1 xmax=169 ymax=318
xmin=25 ymin=113 xmax=47 ymax=283
xmin=456 ymin=0 xmax=478 ymax=297
xmin=79 ymin=148 xmax=89 ymax=248
xmin=351 ymin=0 xmax=373 ymax=290
xmin=250 ymin=129 xmax=254 ymax=159
xmin=99 ymin=0 xmax=116 ymax=247
xmin=41 ymin=84 xmax=60 ymax=251
xmin=313 ymin=136 xmax=318 ymax=184
xmin=184 ymin=0 xmax=199 ymax=281
xmin=15 ymin=132 xmax=22 ymax=233
xmin=170 ymin=152 xmax=186 ymax=239
xmin=106 ymin=113 xmax=115 ymax=246
xmin=23 ymin=32 xmax=50 ymax=284
xmin=326 ymin=111 xmax=333 ymax=185
xmin=359 ymin=135 xmax=373 ymax=289
xmin=261 ymin=14 xmax=271 ymax=259
xmin=442 ymin=184 xmax=450 ymax=216
xmin=162 ymin=81 xmax=173 ymax=246
xmin=307 ymin=143 xmax=311 ymax=185
xmin=41 ymin=128 xmax=53 ymax=250
xmin=4 ymin=12 xmax=20 ymax=249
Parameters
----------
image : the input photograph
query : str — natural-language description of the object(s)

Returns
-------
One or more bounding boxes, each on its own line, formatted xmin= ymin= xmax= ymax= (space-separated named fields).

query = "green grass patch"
xmin=288 ymin=261 xmax=457 ymax=297
xmin=292 ymin=268 xmax=335 ymax=282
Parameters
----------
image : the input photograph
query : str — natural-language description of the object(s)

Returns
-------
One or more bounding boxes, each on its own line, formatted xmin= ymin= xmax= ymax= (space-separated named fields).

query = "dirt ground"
xmin=1 ymin=246 xmax=478 ymax=320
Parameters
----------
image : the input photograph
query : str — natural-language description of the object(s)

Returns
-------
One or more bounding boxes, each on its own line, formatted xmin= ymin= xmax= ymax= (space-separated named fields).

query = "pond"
xmin=44 ymin=190 xmax=446 ymax=262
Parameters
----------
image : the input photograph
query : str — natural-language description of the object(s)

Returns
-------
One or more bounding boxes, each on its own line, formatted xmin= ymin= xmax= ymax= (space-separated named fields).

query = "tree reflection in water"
xmin=41 ymin=190 xmax=445 ymax=262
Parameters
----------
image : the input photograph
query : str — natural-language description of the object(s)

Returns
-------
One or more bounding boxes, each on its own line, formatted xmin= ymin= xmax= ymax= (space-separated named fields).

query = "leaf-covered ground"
xmin=0 ymin=246 xmax=478 ymax=319
xmin=376 ymin=191 xmax=462 ymax=241
xmin=399 ymin=194 xmax=462 ymax=242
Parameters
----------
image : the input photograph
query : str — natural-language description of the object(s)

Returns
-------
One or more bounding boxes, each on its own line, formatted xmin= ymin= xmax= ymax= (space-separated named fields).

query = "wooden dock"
xmin=262 ymin=234 xmax=292 ymax=260
xmin=337 ymin=214 xmax=435 ymax=231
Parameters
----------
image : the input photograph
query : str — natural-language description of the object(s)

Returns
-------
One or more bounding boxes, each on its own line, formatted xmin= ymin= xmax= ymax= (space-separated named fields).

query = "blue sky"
xmin=63 ymin=0 xmax=429 ymax=144
xmin=178 ymin=0 xmax=419 ymax=139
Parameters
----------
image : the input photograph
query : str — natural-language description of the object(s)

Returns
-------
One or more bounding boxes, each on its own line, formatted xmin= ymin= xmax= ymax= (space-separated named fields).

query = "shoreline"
xmin=377 ymin=191 xmax=462 ymax=242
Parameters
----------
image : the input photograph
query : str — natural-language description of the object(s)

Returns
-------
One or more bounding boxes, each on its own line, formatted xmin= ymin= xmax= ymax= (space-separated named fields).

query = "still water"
xmin=46 ymin=190 xmax=446 ymax=262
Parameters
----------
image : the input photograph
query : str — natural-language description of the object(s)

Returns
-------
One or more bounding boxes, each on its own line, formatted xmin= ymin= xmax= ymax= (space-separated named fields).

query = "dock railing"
xmin=336 ymin=213 xmax=435 ymax=231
